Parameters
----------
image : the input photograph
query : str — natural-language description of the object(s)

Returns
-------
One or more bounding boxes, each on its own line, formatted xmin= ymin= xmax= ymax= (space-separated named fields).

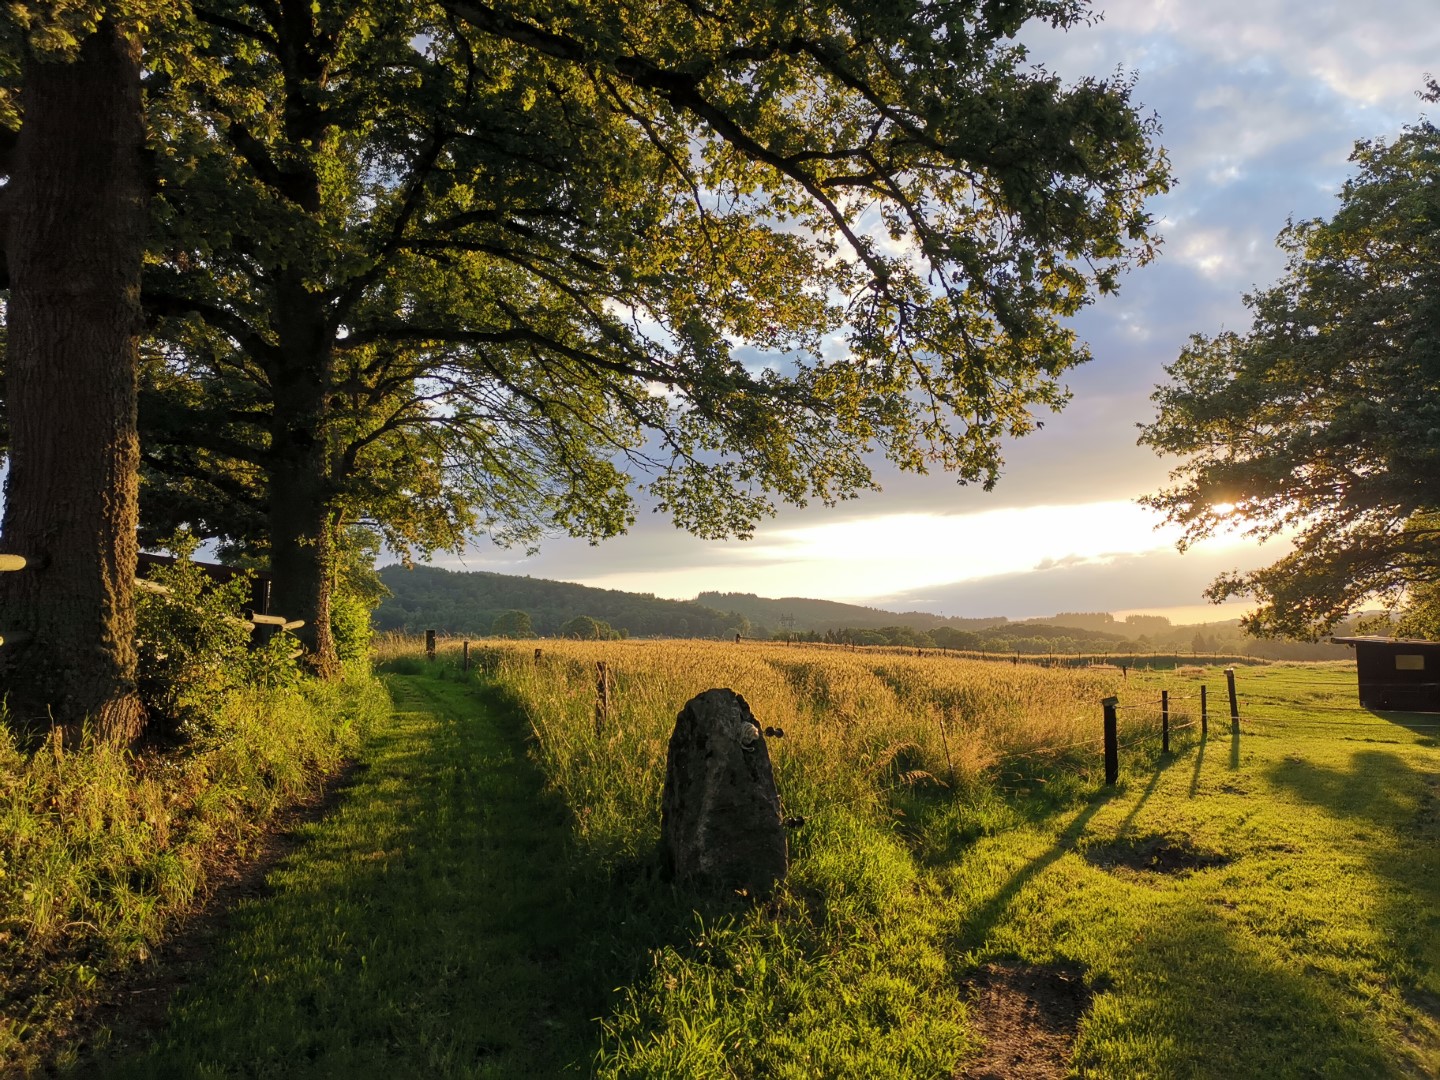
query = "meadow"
xmin=60 ymin=640 xmax=1440 ymax=1076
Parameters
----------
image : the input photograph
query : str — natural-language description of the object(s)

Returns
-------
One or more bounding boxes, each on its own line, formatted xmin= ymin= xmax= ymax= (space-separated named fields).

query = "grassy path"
xmin=87 ymin=658 xmax=1440 ymax=1077
xmin=98 ymin=673 xmax=634 ymax=1077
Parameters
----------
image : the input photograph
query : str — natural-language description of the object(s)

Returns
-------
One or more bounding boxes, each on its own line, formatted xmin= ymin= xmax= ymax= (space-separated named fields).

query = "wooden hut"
xmin=1330 ymin=636 xmax=1440 ymax=711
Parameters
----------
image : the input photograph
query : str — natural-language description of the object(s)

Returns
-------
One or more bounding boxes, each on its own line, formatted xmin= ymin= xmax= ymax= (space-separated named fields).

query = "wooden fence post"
xmin=1102 ymin=697 xmax=1119 ymax=785
xmin=1226 ymin=667 xmax=1240 ymax=736
xmin=462 ymin=640 xmax=470 ymax=672
xmin=1161 ymin=689 xmax=1170 ymax=754
xmin=594 ymin=661 xmax=610 ymax=736
xmin=425 ymin=629 xmax=436 ymax=661
xmin=1200 ymin=684 xmax=1208 ymax=739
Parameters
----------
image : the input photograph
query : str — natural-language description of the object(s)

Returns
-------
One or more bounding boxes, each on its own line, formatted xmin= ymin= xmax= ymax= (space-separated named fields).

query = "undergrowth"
xmin=0 ymin=659 xmax=388 ymax=1070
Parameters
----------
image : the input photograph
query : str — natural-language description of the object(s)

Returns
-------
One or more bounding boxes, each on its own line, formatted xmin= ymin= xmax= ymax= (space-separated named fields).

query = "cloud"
xmin=879 ymin=543 xmax=1284 ymax=620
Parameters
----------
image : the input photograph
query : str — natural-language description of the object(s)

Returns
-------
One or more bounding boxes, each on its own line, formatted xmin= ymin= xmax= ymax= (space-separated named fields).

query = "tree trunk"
xmin=268 ymin=462 xmax=340 ymax=678
xmin=0 ymin=22 xmax=147 ymax=742
xmin=265 ymin=282 xmax=340 ymax=678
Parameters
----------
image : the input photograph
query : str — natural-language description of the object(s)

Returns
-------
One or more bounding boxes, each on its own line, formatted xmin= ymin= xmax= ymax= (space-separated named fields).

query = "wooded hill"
xmin=375 ymin=565 xmax=1353 ymax=658
xmin=376 ymin=565 xmax=748 ymax=639
xmin=694 ymin=592 xmax=1008 ymax=634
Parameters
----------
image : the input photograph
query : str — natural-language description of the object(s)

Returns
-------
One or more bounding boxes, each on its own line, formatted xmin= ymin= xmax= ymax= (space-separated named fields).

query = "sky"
xmin=420 ymin=1 xmax=1440 ymax=624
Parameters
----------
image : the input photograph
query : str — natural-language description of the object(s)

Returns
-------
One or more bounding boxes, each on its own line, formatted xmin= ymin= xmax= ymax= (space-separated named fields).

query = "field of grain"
xmin=381 ymin=637 xmax=1177 ymax=865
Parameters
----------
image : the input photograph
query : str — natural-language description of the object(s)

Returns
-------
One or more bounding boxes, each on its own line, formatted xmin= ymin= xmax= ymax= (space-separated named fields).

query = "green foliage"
xmin=330 ymin=528 xmax=389 ymax=667
xmin=559 ymin=615 xmax=620 ymax=640
xmin=0 ymin=674 xmax=388 ymax=1072
xmin=490 ymin=608 xmax=533 ymax=638
xmin=136 ymin=0 xmax=1170 ymax=604
xmin=1142 ymin=112 xmax=1440 ymax=638
xmin=135 ymin=536 xmax=299 ymax=733
xmin=1395 ymin=581 xmax=1440 ymax=639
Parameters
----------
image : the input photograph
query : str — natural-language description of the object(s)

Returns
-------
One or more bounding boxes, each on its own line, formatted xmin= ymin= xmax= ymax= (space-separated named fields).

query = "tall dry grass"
xmin=390 ymin=636 xmax=1169 ymax=869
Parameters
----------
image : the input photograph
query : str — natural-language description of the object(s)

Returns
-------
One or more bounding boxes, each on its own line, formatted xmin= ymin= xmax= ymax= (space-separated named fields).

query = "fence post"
xmin=462 ymin=640 xmax=470 ymax=672
xmin=1102 ymin=696 xmax=1119 ymax=785
xmin=1200 ymin=684 xmax=1208 ymax=738
xmin=1161 ymin=689 xmax=1170 ymax=754
xmin=1226 ymin=668 xmax=1240 ymax=736
xmin=594 ymin=661 xmax=610 ymax=736
xmin=425 ymin=629 xmax=436 ymax=661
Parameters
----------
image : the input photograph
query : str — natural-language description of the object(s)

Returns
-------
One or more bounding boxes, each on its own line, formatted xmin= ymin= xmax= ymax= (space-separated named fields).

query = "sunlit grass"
xmin=86 ymin=644 xmax=1438 ymax=1077
xmin=0 ymin=677 xmax=388 ymax=1073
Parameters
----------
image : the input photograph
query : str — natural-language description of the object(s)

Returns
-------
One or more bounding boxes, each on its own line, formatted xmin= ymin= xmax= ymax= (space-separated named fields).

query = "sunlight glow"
xmin=579 ymin=500 xmax=1266 ymax=606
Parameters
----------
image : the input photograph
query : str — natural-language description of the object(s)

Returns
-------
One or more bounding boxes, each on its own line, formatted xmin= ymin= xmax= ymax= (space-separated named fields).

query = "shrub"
xmin=135 ymin=537 xmax=300 ymax=736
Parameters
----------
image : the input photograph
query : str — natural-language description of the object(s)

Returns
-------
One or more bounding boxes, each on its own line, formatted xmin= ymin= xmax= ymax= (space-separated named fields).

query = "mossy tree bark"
xmin=0 ymin=20 xmax=148 ymax=742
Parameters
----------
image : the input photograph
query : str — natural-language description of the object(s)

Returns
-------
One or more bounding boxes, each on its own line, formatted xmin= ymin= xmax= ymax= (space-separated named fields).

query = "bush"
xmin=136 ymin=538 xmax=300 ymax=736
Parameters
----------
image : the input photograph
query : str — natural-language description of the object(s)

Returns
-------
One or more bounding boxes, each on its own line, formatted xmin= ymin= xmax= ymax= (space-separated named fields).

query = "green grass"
xmin=0 ymin=675 xmax=386 ymax=1075
xmin=91 ymin=657 xmax=1439 ymax=1078
xmin=955 ymin=662 xmax=1439 ymax=1078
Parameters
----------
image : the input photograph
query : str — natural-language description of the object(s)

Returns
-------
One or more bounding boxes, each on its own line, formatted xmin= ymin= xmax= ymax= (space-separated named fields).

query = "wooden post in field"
xmin=425 ymin=629 xmax=436 ymax=661
xmin=594 ymin=661 xmax=610 ymax=736
xmin=462 ymin=640 xmax=470 ymax=671
xmin=1102 ymin=697 xmax=1119 ymax=786
xmin=1161 ymin=689 xmax=1170 ymax=754
xmin=533 ymin=647 xmax=542 ymax=664
xmin=1226 ymin=667 xmax=1240 ymax=736
xmin=1200 ymin=684 xmax=1208 ymax=738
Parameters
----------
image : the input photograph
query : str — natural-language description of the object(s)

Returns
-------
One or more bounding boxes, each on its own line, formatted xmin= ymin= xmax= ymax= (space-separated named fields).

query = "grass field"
xmin=87 ymin=642 xmax=1438 ymax=1077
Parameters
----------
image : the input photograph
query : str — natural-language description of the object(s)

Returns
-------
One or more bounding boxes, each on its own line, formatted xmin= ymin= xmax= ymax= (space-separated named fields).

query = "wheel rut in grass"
xmin=97 ymin=672 xmax=635 ymax=1077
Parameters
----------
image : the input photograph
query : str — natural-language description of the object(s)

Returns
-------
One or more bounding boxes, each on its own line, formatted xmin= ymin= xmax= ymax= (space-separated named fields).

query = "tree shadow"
xmin=1264 ymin=748 xmax=1440 ymax=1071
xmin=1070 ymin=911 xmax=1405 ymax=1077
xmin=93 ymin=674 xmax=726 ymax=1078
xmin=1362 ymin=707 xmax=1440 ymax=744
xmin=1266 ymin=747 xmax=1423 ymax=825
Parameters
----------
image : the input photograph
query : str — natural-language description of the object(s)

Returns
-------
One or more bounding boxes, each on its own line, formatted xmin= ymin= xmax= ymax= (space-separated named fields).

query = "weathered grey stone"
xmin=659 ymin=688 xmax=788 ymax=895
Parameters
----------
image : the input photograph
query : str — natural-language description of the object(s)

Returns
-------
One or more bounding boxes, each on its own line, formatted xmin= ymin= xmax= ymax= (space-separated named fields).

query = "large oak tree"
xmin=143 ymin=0 xmax=1171 ymax=674
xmin=1142 ymin=94 xmax=1440 ymax=638
xmin=0 ymin=13 xmax=149 ymax=739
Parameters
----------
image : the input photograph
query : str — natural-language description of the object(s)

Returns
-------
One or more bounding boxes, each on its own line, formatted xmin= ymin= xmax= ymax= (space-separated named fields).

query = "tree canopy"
xmin=135 ymin=0 xmax=1170 ymax=673
xmin=1141 ymin=97 xmax=1440 ymax=638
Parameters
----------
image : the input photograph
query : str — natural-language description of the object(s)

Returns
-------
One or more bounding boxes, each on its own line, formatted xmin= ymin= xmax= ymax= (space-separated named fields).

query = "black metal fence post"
xmin=1103 ymin=696 xmax=1119 ymax=785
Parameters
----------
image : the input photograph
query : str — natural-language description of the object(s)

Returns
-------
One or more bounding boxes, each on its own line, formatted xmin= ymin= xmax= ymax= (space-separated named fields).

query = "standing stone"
xmin=660 ymin=688 xmax=788 ymax=895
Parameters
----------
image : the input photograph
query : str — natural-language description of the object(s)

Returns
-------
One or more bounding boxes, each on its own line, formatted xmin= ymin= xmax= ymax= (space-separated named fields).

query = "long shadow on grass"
xmin=1262 ymin=749 xmax=1439 ymax=1071
xmin=947 ymin=793 xmax=1112 ymax=955
xmin=97 ymin=673 xmax=714 ymax=1079
xmin=1070 ymin=906 xmax=1407 ymax=1077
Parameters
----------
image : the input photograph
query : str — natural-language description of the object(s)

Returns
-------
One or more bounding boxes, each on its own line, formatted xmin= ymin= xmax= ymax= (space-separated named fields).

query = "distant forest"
xmin=376 ymin=566 xmax=1355 ymax=660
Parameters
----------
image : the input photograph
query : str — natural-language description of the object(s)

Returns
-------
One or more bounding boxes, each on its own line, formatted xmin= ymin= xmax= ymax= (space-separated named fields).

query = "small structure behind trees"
xmin=1330 ymin=636 xmax=1440 ymax=712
